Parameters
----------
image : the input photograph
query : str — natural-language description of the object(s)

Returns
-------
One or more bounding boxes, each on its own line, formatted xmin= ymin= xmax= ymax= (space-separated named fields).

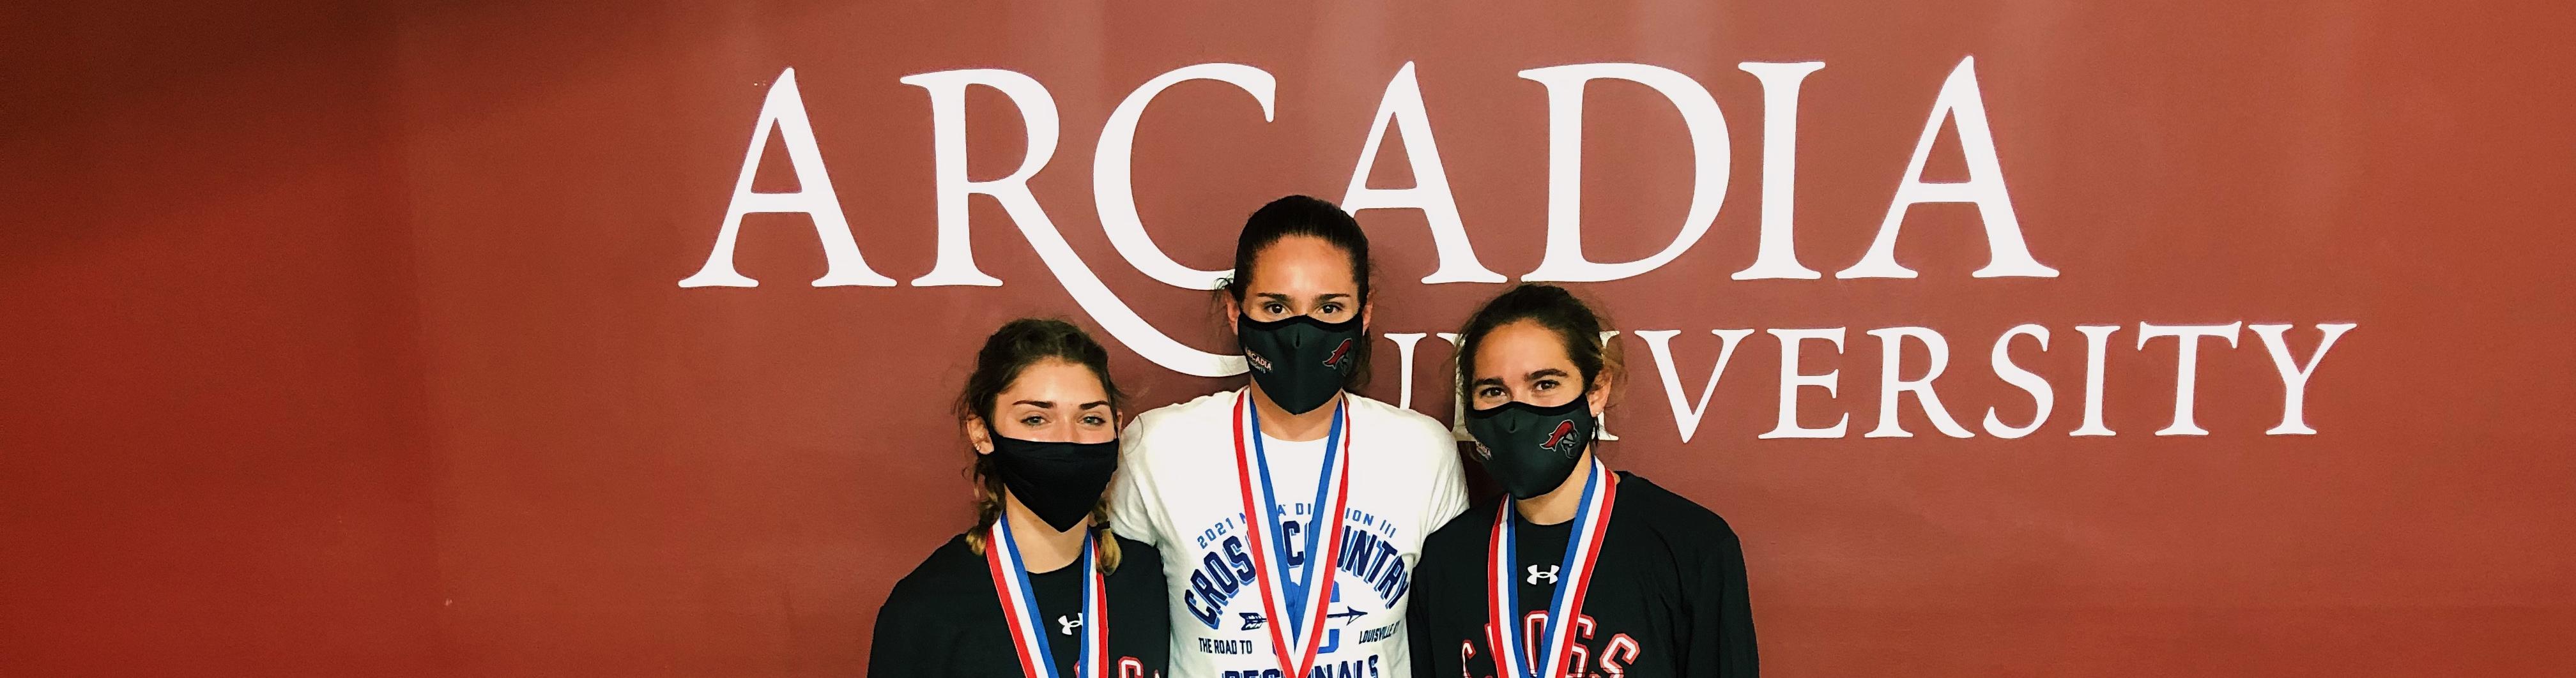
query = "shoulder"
xmin=1123 ymin=391 xmax=1239 ymax=452
xmin=1345 ymin=393 xmax=1459 ymax=453
xmin=1420 ymin=494 xmax=1505 ymax=565
xmin=1108 ymin=534 xmax=1165 ymax=577
xmin=1614 ymin=473 xmax=1742 ymax=547
xmin=1106 ymin=535 xmax=1169 ymax=626
xmin=880 ymin=534 xmax=990 ymax=615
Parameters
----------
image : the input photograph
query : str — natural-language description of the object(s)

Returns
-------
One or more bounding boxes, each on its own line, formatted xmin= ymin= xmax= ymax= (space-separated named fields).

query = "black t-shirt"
xmin=871 ymin=532 xmax=1170 ymax=678
xmin=1406 ymin=472 xmax=1757 ymax=678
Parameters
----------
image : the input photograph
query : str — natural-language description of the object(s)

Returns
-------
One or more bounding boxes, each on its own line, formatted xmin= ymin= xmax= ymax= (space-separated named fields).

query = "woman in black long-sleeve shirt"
xmin=870 ymin=319 xmax=1168 ymax=678
xmin=1407 ymin=284 xmax=1758 ymax=677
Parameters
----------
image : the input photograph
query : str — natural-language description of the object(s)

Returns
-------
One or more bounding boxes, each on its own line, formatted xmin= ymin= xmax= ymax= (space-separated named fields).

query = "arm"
xmin=1137 ymin=548 xmax=1172 ymax=677
xmin=1687 ymin=529 xmax=1759 ymax=677
xmin=1422 ymin=435 xmax=1471 ymax=535
xmin=1405 ymin=566 xmax=1439 ymax=676
xmin=869 ymin=584 xmax=944 ymax=678
xmin=1107 ymin=426 xmax=1165 ymax=547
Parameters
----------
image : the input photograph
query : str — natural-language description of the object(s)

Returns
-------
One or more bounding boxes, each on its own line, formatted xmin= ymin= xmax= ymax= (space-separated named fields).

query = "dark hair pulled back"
xmin=1221 ymin=195 xmax=1376 ymax=391
xmin=1453 ymin=283 xmax=1623 ymax=403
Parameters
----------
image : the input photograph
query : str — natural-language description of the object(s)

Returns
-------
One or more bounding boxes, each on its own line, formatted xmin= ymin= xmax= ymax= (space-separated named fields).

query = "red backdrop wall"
xmin=6 ymin=1 xmax=2573 ymax=676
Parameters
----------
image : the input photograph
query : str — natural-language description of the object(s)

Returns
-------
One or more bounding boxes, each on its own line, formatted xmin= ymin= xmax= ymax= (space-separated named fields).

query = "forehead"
xmin=1242 ymin=236 xmax=1358 ymax=294
xmin=997 ymin=359 xmax=1108 ymax=403
xmin=1469 ymin=320 xmax=1576 ymax=379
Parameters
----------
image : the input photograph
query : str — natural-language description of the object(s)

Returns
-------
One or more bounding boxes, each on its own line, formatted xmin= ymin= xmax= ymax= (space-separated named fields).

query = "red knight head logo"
xmin=1542 ymin=419 xmax=1581 ymax=455
xmin=1322 ymin=338 xmax=1354 ymax=368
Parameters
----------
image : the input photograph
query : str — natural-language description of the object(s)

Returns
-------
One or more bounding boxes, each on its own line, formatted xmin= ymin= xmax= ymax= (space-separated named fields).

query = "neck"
xmin=1000 ymin=492 xmax=1091 ymax=573
xmin=1247 ymin=382 xmax=1344 ymax=442
xmin=1513 ymin=449 xmax=1602 ymax=525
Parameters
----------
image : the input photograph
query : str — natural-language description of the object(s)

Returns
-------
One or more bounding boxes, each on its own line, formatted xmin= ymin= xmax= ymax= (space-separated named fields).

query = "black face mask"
xmin=1464 ymin=397 xmax=1596 ymax=500
xmin=1238 ymin=312 xmax=1364 ymax=415
xmin=985 ymin=428 xmax=1119 ymax=532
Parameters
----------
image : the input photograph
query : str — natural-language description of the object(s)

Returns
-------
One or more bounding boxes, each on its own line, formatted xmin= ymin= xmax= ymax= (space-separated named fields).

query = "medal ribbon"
xmin=985 ymin=517 xmax=1107 ymax=678
xmin=1487 ymin=457 xmax=1617 ymax=678
xmin=1230 ymin=390 xmax=1353 ymax=678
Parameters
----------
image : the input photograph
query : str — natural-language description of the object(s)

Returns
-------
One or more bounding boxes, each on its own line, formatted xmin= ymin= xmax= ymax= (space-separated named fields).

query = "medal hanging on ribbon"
xmin=1230 ymin=390 xmax=1354 ymax=678
xmin=1487 ymin=456 xmax=1617 ymax=678
xmin=985 ymin=516 xmax=1108 ymax=678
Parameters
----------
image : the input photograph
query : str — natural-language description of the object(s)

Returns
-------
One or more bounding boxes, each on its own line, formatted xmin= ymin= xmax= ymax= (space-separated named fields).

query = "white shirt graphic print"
xmin=1110 ymin=390 xmax=1468 ymax=678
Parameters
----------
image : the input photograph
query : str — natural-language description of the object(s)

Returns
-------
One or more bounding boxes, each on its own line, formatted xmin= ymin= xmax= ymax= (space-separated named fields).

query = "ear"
xmin=1360 ymin=299 xmax=1374 ymax=333
xmin=1585 ymin=371 xmax=1613 ymax=418
xmin=1224 ymin=294 xmax=1241 ymax=337
xmin=965 ymin=415 xmax=994 ymax=455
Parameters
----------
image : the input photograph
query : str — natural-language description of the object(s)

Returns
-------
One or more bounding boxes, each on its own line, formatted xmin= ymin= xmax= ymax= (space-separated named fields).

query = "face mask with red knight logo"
xmin=1236 ymin=312 xmax=1363 ymax=415
xmin=1464 ymin=396 xmax=1596 ymax=500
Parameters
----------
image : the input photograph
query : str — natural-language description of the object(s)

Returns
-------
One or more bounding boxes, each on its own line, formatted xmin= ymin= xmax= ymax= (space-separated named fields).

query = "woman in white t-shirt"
xmin=1110 ymin=195 xmax=1468 ymax=678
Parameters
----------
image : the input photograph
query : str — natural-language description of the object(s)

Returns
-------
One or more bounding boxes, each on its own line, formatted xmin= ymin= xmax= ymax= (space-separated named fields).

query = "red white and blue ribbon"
xmin=985 ymin=516 xmax=1107 ymax=678
xmin=1488 ymin=456 xmax=1617 ymax=678
xmin=1230 ymin=389 xmax=1353 ymax=678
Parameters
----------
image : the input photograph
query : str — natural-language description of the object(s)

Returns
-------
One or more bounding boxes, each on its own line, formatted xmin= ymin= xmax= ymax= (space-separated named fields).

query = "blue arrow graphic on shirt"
xmin=1235 ymin=608 xmax=1366 ymax=631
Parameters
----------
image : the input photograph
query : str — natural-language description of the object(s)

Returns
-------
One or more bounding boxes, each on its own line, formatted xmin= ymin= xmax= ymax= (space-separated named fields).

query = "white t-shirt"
xmin=1110 ymin=389 xmax=1469 ymax=678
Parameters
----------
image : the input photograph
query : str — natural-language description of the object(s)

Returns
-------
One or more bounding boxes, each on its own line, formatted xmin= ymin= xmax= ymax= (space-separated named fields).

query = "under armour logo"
xmin=1057 ymin=614 xmax=1082 ymax=636
xmin=1526 ymin=565 xmax=1560 ymax=585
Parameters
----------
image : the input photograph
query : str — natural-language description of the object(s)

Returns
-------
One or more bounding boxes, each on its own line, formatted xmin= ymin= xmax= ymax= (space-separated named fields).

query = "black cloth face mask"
xmin=1238 ymin=312 xmax=1364 ymax=415
xmin=1464 ymin=397 xmax=1597 ymax=500
xmin=984 ymin=427 xmax=1119 ymax=532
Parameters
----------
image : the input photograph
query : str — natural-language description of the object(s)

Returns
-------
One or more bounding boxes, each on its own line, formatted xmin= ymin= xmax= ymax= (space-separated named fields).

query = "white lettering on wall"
xmin=903 ymin=68 xmax=1243 ymax=377
xmin=680 ymin=67 xmax=894 ymax=288
xmin=677 ymin=62 xmax=2359 ymax=442
xmin=1865 ymin=326 xmax=1974 ymax=438
xmin=1838 ymin=56 xmax=2058 ymax=279
xmin=2137 ymin=322 xmax=2242 ymax=436
xmin=1383 ymin=332 xmax=1431 ymax=411
xmin=2070 ymin=324 xmax=2121 ymax=436
xmin=1519 ymin=63 xmax=1731 ymax=282
xmin=1759 ymin=328 xmax=1849 ymax=439
xmin=1731 ymin=61 xmax=1828 ymax=280
xmin=1984 ymin=324 xmax=2054 ymax=439
xmin=1095 ymin=63 xmax=1275 ymax=290
xmin=1342 ymin=63 xmax=1504 ymax=284
xmin=1637 ymin=329 xmax=1756 ymax=444
xmin=2248 ymin=322 xmax=2357 ymax=435
xmin=1435 ymin=332 xmax=1469 ymax=441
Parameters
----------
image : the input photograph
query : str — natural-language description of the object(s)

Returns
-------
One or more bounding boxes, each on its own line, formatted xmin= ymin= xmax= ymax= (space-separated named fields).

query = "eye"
xmin=1081 ymin=414 xmax=1108 ymax=426
xmin=1475 ymin=386 xmax=1505 ymax=400
xmin=1319 ymin=302 xmax=1344 ymax=315
xmin=1262 ymin=301 xmax=1287 ymax=315
xmin=1019 ymin=415 xmax=1045 ymax=426
xmin=1534 ymin=378 xmax=1560 ymax=392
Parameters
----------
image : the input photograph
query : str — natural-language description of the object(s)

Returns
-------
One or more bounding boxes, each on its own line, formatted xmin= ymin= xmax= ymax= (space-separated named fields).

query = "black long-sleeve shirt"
xmin=871 ymin=532 xmax=1169 ymax=677
xmin=1406 ymin=472 xmax=1757 ymax=678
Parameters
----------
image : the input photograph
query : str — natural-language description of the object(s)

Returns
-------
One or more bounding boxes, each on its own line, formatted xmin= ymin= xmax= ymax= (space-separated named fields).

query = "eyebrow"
xmin=1253 ymin=292 xmax=1356 ymax=302
xmin=1013 ymin=400 xmax=1114 ymax=410
xmin=1472 ymin=368 xmax=1570 ymax=389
